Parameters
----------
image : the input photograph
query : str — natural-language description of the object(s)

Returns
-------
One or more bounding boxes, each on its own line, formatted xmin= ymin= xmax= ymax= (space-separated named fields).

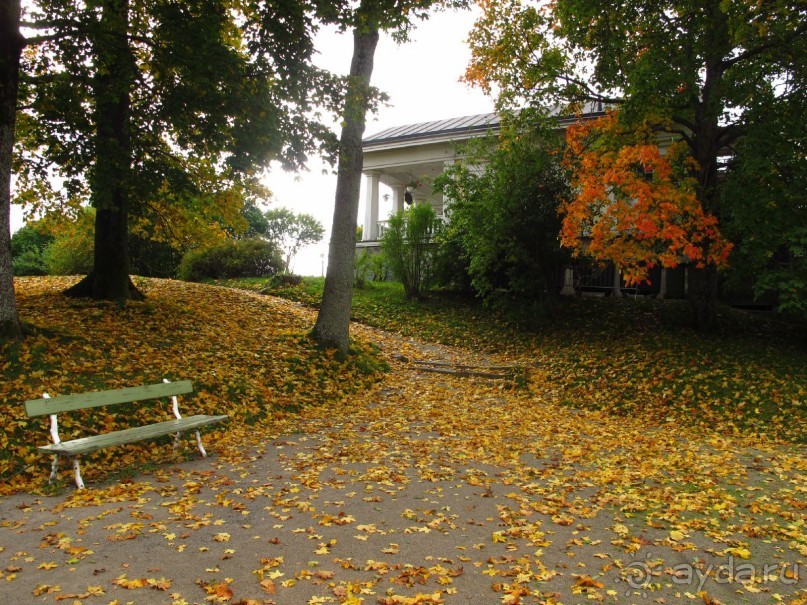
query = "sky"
xmin=268 ymin=7 xmax=495 ymax=275
xmin=10 ymin=7 xmax=495 ymax=277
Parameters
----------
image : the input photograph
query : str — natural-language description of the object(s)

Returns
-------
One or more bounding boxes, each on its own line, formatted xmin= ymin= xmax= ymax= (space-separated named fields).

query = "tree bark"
xmin=0 ymin=0 xmax=23 ymax=341
xmin=311 ymin=27 xmax=379 ymax=352
xmin=682 ymin=1 xmax=728 ymax=332
xmin=64 ymin=0 xmax=142 ymax=301
xmin=688 ymin=264 xmax=719 ymax=332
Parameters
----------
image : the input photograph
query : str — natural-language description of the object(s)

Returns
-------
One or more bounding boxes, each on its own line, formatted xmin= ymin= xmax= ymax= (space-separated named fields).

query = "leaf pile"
xmin=0 ymin=277 xmax=386 ymax=494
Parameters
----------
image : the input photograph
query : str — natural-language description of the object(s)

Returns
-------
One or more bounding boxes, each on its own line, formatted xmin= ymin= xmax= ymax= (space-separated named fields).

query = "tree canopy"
xmin=466 ymin=0 xmax=807 ymax=326
xmin=262 ymin=207 xmax=325 ymax=274
xmin=11 ymin=0 xmax=342 ymax=301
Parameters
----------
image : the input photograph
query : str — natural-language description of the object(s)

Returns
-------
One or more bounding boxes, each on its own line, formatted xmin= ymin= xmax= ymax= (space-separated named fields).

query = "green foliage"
xmin=433 ymin=122 xmax=569 ymax=305
xmin=268 ymin=273 xmax=305 ymax=288
xmin=239 ymin=201 xmax=271 ymax=239
xmin=10 ymin=225 xmax=53 ymax=276
xmin=43 ymin=213 xmax=95 ymax=276
xmin=178 ymin=239 xmax=283 ymax=282
xmin=11 ymin=0 xmax=342 ymax=300
xmin=354 ymin=250 xmax=388 ymax=289
xmin=381 ymin=203 xmax=440 ymax=299
xmin=722 ymin=95 xmax=807 ymax=318
xmin=261 ymin=207 xmax=325 ymax=274
xmin=44 ymin=233 xmax=94 ymax=276
xmin=467 ymin=0 xmax=806 ymax=328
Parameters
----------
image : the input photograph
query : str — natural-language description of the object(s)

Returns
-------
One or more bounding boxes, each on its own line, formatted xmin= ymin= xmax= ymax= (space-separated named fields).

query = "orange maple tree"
xmin=560 ymin=111 xmax=732 ymax=285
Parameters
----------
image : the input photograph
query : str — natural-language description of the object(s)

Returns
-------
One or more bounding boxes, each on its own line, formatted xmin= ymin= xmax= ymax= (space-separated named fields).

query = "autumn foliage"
xmin=561 ymin=112 xmax=733 ymax=285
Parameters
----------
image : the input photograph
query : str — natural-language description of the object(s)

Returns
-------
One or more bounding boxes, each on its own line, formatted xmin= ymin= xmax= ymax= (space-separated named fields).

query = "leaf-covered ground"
xmin=1 ymin=277 xmax=385 ymax=494
xmin=232 ymin=277 xmax=807 ymax=444
xmin=0 ymin=277 xmax=805 ymax=604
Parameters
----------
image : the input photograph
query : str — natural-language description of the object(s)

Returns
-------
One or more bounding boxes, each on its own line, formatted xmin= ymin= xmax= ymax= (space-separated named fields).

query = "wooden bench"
xmin=25 ymin=380 xmax=228 ymax=489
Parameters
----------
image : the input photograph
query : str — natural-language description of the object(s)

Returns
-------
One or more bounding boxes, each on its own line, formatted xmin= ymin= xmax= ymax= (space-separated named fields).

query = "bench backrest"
xmin=24 ymin=381 xmax=194 ymax=418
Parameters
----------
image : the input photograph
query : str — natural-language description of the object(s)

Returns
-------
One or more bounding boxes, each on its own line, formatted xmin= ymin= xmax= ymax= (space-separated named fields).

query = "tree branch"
xmin=721 ymin=22 xmax=807 ymax=69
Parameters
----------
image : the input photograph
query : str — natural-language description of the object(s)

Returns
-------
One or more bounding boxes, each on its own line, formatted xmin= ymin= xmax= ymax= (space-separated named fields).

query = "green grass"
xmin=217 ymin=276 xmax=807 ymax=444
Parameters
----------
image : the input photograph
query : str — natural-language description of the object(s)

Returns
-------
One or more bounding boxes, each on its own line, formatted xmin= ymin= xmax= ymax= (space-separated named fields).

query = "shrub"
xmin=433 ymin=124 xmax=569 ymax=305
xmin=381 ymin=203 xmax=439 ymax=299
xmin=11 ymin=225 xmax=53 ymax=276
xmin=45 ymin=230 xmax=94 ymax=276
xmin=354 ymin=250 xmax=388 ymax=288
xmin=13 ymin=249 xmax=49 ymax=276
xmin=269 ymin=273 xmax=304 ymax=288
xmin=178 ymin=238 xmax=283 ymax=281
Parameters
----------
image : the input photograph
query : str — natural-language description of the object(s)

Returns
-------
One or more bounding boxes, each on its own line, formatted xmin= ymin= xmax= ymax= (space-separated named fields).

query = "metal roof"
xmin=363 ymin=112 xmax=501 ymax=146
xmin=362 ymin=103 xmax=607 ymax=147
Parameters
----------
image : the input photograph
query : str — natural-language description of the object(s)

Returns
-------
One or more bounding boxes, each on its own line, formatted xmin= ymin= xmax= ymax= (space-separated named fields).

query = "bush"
xmin=45 ymin=230 xmax=94 ymax=276
xmin=178 ymin=238 xmax=283 ymax=281
xmin=268 ymin=273 xmax=304 ymax=288
xmin=433 ymin=123 xmax=569 ymax=305
xmin=354 ymin=250 xmax=388 ymax=288
xmin=11 ymin=225 xmax=53 ymax=276
xmin=13 ymin=249 xmax=49 ymax=276
xmin=381 ymin=203 xmax=439 ymax=299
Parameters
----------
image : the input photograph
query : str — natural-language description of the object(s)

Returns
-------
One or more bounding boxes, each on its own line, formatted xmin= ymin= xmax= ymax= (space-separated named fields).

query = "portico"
xmin=359 ymin=113 xmax=500 ymax=244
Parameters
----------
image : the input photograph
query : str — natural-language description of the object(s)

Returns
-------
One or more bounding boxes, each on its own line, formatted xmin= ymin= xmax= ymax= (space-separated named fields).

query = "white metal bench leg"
xmin=173 ymin=431 xmax=181 ymax=451
xmin=195 ymin=430 xmax=207 ymax=458
xmin=73 ymin=458 xmax=85 ymax=489
xmin=48 ymin=454 xmax=59 ymax=483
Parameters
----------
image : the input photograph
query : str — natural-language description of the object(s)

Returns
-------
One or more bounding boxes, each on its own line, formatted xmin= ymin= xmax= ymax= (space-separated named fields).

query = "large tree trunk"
xmin=311 ymin=27 xmax=379 ymax=352
xmin=0 ymin=0 xmax=23 ymax=342
xmin=64 ymin=0 xmax=142 ymax=301
xmin=688 ymin=264 xmax=719 ymax=332
xmin=683 ymin=3 xmax=729 ymax=332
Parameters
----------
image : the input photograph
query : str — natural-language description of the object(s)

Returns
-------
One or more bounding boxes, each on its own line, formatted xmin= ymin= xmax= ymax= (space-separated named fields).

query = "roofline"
xmin=362 ymin=110 xmax=606 ymax=151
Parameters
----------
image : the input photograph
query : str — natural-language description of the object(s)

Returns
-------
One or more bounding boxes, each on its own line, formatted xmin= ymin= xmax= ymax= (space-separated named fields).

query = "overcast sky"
xmin=11 ymin=6 xmax=495 ymax=276
xmin=278 ymin=7 xmax=494 ymax=275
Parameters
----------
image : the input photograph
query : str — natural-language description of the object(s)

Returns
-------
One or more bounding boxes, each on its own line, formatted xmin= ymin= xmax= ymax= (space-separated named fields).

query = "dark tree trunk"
xmin=681 ymin=5 xmax=729 ymax=333
xmin=311 ymin=27 xmax=379 ymax=352
xmin=64 ymin=0 xmax=142 ymax=301
xmin=0 ymin=0 xmax=23 ymax=341
xmin=687 ymin=264 xmax=719 ymax=332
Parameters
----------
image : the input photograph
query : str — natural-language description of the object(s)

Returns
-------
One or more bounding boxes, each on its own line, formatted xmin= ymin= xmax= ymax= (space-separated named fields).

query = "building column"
xmin=612 ymin=267 xmax=623 ymax=298
xmin=392 ymin=185 xmax=405 ymax=215
xmin=363 ymin=172 xmax=380 ymax=241
xmin=560 ymin=266 xmax=576 ymax=296
xmin=441 ymin=159 xmax=455 ymax=221
xmin=658 ymin=267 xmax=668 ymax=299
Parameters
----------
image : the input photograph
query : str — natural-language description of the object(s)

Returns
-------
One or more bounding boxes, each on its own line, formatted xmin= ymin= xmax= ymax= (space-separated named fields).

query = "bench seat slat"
xmin=25 ymin=381 xmax=194 ymax=417
xmin=38 ymin=414 xmax=228 ymax=456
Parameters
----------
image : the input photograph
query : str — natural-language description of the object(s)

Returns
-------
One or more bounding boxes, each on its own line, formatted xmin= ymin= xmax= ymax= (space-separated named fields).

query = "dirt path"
xmin=1 ymin=333 xmax=805 ymax=605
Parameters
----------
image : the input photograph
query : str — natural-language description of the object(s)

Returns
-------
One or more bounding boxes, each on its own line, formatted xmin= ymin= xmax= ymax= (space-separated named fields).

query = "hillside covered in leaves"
xmin=244 ymin=277 xmax=807 ymax=445
xmin=1 ymin=277 xmax=386 ymax=494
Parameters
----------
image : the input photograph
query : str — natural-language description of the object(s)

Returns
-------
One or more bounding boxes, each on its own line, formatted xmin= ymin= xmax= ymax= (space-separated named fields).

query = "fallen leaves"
xmin=1 ymin=277 xmax=386 ymax=493
xmin=1 ymin=277 xmax=805 ymax=605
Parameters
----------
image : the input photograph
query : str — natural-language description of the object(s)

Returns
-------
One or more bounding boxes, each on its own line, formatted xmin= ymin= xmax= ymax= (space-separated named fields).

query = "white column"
xmin=392 ymin=186 xmax=405 ymax=214
xmin=612 ymin=266 xmax=623 ymax=298
xmin=658 ymin=267 xmax=668 ymax=299
xmin=363 ymin=172 xmax=380 ymax=241
xmin=441 ymin=159 xmax=455 ymax=221
xmin=560 ymin=266 xmax=576 ymax=296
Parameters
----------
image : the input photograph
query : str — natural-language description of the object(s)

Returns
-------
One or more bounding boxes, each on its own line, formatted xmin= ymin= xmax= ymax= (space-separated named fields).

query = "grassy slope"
xmin=0 ymin=277 xmax=386 ymax=494
xmin=229 ymin=276 xmax=807 ymax=444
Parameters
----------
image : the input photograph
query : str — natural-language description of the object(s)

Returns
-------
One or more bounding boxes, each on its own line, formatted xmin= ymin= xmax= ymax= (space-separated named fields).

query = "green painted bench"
xmin=25 ymin=380 xmax=228 ymax=489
